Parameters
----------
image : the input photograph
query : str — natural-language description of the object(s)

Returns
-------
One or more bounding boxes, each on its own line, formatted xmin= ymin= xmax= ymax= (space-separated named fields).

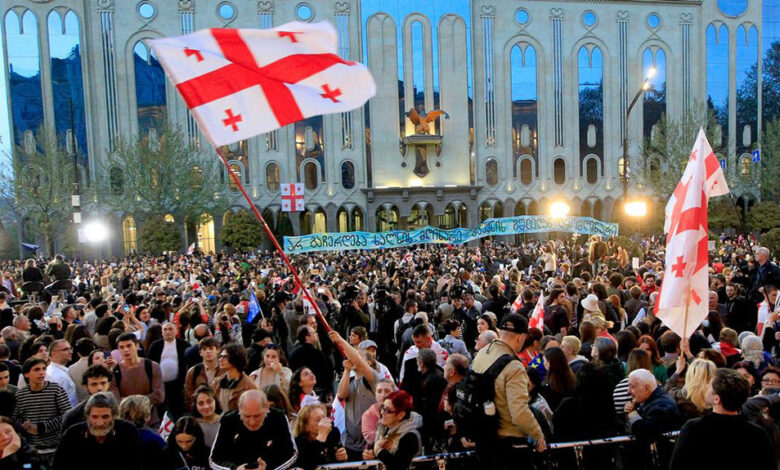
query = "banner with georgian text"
xmin=283 ymin=215 xmax=618 ymax=254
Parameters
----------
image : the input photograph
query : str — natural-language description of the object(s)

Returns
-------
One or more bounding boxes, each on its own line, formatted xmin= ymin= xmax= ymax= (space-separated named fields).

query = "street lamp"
xmin=549 ymin=201 xmax=571 ymax=218
xmin=622 ymin=67 xmax=656 ymax=199
xmin=624 ymin=200 xmax=648 ymax=217
xmin=83 ymin=221 xmax=109 ymax=244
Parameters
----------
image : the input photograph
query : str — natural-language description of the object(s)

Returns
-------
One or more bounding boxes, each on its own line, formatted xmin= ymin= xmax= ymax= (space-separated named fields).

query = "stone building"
xmin=2 ymin=0 xmax=778 ymax=255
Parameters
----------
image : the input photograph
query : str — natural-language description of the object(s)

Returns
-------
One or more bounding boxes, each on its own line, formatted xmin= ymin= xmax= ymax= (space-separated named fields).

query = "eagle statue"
xmin=406 ymin=108 xmax=450 ymax=135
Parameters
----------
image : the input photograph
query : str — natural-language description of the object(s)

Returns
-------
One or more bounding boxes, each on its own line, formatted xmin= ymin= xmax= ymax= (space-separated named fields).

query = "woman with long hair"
xmin=292 ymin=404 xmax=348 ymax=470
xmin=540 ymin=347 xmax=576 ymax=411
xmin=142 ymin=324 xmax=162 ymax=357
xmin=249 ymin=344 xmax=293 ymax=394
xmin=160 ymin=417 xmax=210 ymax=470
xmin=636 ymin=335 xmax=669 ymax=383
xmin=665 ymin=358 xmax=717 ymax=420
xmin=544 ymin=289 xmax=570 ymax=337
xmin=191 ymin=385 xmax=222 ymax=447
xmin=289 ymin=367 xmax=319 ymax=412
xmin=213 ymin=343 xmax=256 ymax=412
xmin=263 ymin=384 xmax=296 ymax=424
xmin=519 ymin=328 xmax=543 ymax=368
xmin=0 ymin=415 xmax=33 ymax=468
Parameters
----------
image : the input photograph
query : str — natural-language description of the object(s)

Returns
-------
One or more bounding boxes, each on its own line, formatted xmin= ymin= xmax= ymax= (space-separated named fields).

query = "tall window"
xmin=133 ymin=42 xmax=167 ymax=136
xmin=265 ymin=162 xmax=280 ymax=192
xmin=520 ymin=159 xmax=533 ymax=185
xmin=706 ymin=24 xmax=729 ymax=147
xmin=295 ymin=117 xmax=325 ymax=181
xmin=304 ymin=161 xmax=318 ymax=190
xmin=122 ymin=216 xmax=137 ymax=255
xmin=642 ymin=47 xmax=667 ymax=139
xmin=736 ymin=25 xmax=758 ymax=152
xmin=48 ymin=11 xmax=88 ymax=164
xmin=411 ymin=21 xmax=425 ymax=111
xmin=586 ymin=158 xmax=598 ymax=184
xmin=341 ymin=161 xmax=355 ymax=189
xmin=578 ymin=46 xmax=603 ymax=171
xmin=510 ymin=44 xmax=538 ymax=174
xmin=485 ymin=159 xmax=498 ymax=186
xmin=553 ymin=158 xmax=566 ymax=185
xmin=197 ymin=214 xmax=215 ymax=254
xmin=5 ymin=10 xmax=43 ymax=141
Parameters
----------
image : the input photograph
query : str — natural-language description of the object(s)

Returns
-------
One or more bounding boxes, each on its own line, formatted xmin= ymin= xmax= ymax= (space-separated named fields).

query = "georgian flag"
xmin=148 ymin=21 xmax=376 ymax=147
xmin=509 ymin=293 xmax=523 ymax=314
xmin=280 ymin=183 xmax=305 ymax=212
xmin=529 ymin=293 xmax=545 ymax=330
xmin=655 ymin=129 xmax=730 ymax=338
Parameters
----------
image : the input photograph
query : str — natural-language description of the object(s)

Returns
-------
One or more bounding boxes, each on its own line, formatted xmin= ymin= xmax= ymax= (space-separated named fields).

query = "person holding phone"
xmin=292 ymin=404 xmax=347 ymax=470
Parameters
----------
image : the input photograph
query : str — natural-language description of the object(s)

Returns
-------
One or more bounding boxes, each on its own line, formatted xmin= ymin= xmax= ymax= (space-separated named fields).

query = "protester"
xmin=160 ymin=416 xmax=211 ymax=470
xmin=293 ymin=404 xmax=348 ymax=470
xmin=213 ymin=343 xmax=256 ymax=412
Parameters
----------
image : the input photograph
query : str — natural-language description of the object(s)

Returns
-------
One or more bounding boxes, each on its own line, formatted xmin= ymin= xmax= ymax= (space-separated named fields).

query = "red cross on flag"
xmin=529 ymin=293 xmax=545 ymax=330
xmin=280 ymin=183 xmax=305 ymax=212
xmin=655 ymin=128 xmax=730 ymax=338
xmin=148 ymin=21 xmax=376 ymax=147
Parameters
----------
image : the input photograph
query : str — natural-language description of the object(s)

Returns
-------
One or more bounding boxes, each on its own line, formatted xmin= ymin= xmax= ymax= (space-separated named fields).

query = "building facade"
xmin=3 ymin=0 xmax=779 ymax=255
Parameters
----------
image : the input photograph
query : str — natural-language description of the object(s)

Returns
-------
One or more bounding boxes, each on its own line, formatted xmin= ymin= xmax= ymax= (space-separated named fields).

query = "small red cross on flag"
xmin=148 ymin=21 xmax=376 ymax=147
xmin=655 ymin=128 xmax=730 ymax=339
xmin=280 ymin=183 xmax=305 ymax=212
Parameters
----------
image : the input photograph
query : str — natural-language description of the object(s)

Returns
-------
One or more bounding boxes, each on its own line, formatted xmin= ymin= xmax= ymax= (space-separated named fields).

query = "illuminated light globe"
xmin=549 ymin=201 xmax=571 ymax=218
xmin=83 ymin=221 xmax=109 ymax=243
xmin=624 ymin=201 xmax=648 ymax=217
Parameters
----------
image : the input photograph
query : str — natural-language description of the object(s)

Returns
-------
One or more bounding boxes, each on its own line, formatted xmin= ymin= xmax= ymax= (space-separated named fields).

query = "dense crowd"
xmin=0 ymin=234 xmax=777 ymax=470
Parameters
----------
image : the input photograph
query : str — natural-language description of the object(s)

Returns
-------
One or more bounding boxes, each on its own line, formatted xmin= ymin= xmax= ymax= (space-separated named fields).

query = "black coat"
xmin=148 ymin=338 xmax=189 ymax=383
xmin=53 ymin=419 xmax=141 ymax=470
xmin=210 ymin=409 xmax=297 ymax=470
xmin=289 ymin=342 xmax=332 ymax=395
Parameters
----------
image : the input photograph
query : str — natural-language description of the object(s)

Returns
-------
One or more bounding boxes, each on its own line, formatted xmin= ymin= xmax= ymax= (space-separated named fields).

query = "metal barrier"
xmin=316 ymin=431 xmax=680 ymax=470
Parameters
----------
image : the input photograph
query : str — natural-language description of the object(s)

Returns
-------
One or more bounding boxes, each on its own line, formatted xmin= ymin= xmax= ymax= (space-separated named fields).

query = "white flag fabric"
xmin=529 ymin=293 xmax=545 ymax=330
xmin=656 ymin=128 xmax=730 ymax=338
xmin=149 ymin=21 xmax=376 ymax=147
xmin=280 ymin=183 xmax=305 ymax=212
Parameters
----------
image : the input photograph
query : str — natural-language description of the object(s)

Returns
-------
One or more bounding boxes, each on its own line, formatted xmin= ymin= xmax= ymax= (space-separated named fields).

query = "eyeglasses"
xmin=379 ymin=405 xmax=398 ymax=415
xmin=762 ymin=378 xmax=780 ymax=385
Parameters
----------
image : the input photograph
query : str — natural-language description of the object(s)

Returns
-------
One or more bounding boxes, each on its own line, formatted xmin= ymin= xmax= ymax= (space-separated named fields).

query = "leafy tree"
xmin=0 ymin=129 xmax=89 ymax=255
xmin=761 ymin=119 xmax=780 ymax=202
xmin=637 ymin=105 xmax=723 ymax=202
xmin=746 ymin=201 xmax=780 ymax=232
xmin=708 ymin=197 xmax=736 ymax=232
xmin=221 ymin=210 xmax=263 ymax=252
xmin=101 ymin=126 xmax=229 ymax=233
xmin=738 ymin=40 xmax=780 ymax=126
xmin=761 ymin=228 xmax=780 ymax=258
xmin=138 ymin=216 xmax=182 ymax=255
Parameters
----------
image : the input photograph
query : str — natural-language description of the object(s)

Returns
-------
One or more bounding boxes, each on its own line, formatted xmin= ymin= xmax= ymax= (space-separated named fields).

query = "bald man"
xmin=209 ymin=390 xmax=297 ymax=470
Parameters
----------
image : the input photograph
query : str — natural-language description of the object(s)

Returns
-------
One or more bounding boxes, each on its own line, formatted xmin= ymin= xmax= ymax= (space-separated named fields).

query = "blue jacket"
xmin=628 ymin=386 xmax=680 ymax=442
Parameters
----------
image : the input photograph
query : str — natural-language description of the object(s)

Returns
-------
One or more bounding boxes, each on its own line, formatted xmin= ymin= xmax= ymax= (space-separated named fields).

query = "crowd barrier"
xmin=316 ymin=431 xmax=680 ymax=470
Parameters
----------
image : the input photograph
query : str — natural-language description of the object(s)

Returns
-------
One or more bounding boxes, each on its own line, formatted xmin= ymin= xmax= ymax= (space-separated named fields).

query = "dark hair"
xmin=116 ymin=332 xmax=138 ymax=345
xmin=659 ymin=330 xmax=681 ymax=355
xmin=478 ymin=314 xmax=498 ymax=332
xmin=143 ymin=324 xmax=162 ymax=354
xmin=412 ymin=324 xmax=430 ymax=338
xmin=263 ymin=384 xmax=294 ymax=418
xmin=191 ymin=385 xmax=222 ymax=417
xmin=636 ymin=335 xmax=663 ymax=366
xmin=199 ymin=337 xmax=219 ymax=350
xmin=521 ymin=328 xmax=544 ymax=352
xmin=593 ymin=337 xmax=617 ymax=363
xmin=609 ymin=273 xmax=623 ymax=288
xmin=712 ymin=368 xmax=750 ymax=412
xmin=221 ymin=343 xmax=247 ymax=371
xmin=698 ymin=348 xmax=727 ymax=368
xmin=290 ymin=367 xmax=314 ymax=411
xmin=82 ymin=364 xmax=113 ymax=386
xmin=0 ymin=363 xmax=8 ymax=374
xmin=95 ymin=316 xmax=115 ymax=336
xmin=442 ymin=319 xmax=461 ymax=335
xmin=386 ymin=390 xmax=414 ymax=418
xmin=615 ymin=331 xmax=637 ymax=362
xmin=626 ymin=348 xmax=653 ymax=374
xmin=591 ymin=283 xmax=608 ymax=301
xmin=66 ymin=324 xmax=90 ymax=347
xmin=252 ymin=328 xmax=274 ymax=343
xmin=0 ymin=344 xmax=10 ymax=360
xmin=522 ymin=289 xmax=534 ymax=302
xmin=543 ymin=347 xmax=576 ymax=395
xmin=23 ymin=357 xmax=47 ymax=374
xmin=107 ymin=329 xmax=124 ymax=350
xmin=167 ymin=416 xmax=209 ymax=461
xmin=295 ymin=325 xmax=312 ymax=345
xmin=75 ymin=337 xmax=97 ymax=357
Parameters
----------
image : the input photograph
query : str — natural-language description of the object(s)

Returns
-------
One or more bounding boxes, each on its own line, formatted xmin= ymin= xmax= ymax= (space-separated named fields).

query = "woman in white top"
xmin=249 ymin=344 xmax=293 ymax=395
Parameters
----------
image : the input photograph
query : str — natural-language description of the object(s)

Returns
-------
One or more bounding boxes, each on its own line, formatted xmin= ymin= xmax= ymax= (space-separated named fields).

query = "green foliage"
xmin=275 ymin=213 xmax=294 ymax=240
xmin=138 ymin=216 xmax=182 ymax=255
xmin=761 ymin=228 xmax=780 ymax=258
xmin=708 ymin=197 xmax=735 ymax=232
xmin=0 ymin=219 xmax=17 ymax=260
xmin=611 ymin=235 xmax=643 ymax=259
xmin=221 ymin=210 xmax=263 ymax=252
xmin=746 ymin=201 xmax=780 ymax=232
xmin=638 ymin=105 xmax=723 ymax=202
xmin=101 ymin=125 xmax=228 ymax=224
xmin=761 ymin=119 xmax=780 ymax=202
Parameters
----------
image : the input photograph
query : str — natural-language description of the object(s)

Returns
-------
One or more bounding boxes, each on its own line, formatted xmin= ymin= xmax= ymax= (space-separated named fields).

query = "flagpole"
xmin=212 ymin=146 xmax=341 ymax=347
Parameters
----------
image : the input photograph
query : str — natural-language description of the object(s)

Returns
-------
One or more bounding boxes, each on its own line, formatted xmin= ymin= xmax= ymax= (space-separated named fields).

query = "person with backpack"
xmin=110 ymin=332 xmax=165 ymax=427
xmin=183 ymin=337 xmax=223 ymax=412
xmin=469 ymin=313 xmax=546 ymax=469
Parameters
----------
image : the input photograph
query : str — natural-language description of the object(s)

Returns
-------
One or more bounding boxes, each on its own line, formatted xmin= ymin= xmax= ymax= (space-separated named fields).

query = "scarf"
xmin=373 ymin=413 xmax=422 ymax=456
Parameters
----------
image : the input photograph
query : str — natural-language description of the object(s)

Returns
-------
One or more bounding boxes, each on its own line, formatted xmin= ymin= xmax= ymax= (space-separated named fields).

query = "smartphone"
xmin=123 ymin=305 xmax=131 ymax=313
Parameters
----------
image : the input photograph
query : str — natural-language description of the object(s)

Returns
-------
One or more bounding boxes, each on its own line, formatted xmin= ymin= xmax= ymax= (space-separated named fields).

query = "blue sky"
xmin=0 ymin=32 xmax=9 ymax=163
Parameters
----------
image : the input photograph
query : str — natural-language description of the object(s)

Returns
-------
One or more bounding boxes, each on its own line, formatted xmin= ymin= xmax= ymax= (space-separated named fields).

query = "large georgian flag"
xmin=655 ymin=128 xmax=730 ymax=337
xmin=149 ymin=21 xmax=376 ymax=147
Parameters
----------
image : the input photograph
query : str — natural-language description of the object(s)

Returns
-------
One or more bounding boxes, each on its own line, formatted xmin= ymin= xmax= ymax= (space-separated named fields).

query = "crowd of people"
xmin=0 ymin=233 xmax=776 ymax=470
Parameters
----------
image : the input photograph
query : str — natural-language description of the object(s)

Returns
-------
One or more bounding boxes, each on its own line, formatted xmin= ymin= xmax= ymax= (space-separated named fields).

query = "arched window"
xmin=510 ymin=44 xmax=538 ymax=172
xmin=520 ymin=158 xmax=533 ymax=185
xmin=553 ymin=158 xmax=566 ymax=185
xmin=295 ymin=117 xmax=324 ymax=181
xmin=122 ymin=216 xmax=137 ymax=255
xmin=304 ymin=161 xmax=319 ymax=190
xmin=338 ymin=208 xmax=349 ymax=232
xmin=706 ymin=24 xmax=729 ymax=147
xmin=341 ymin=161 xmax=355 ymax=189
xmin=736 ymin=25 xmax=758 ymax=152
xmin=48 ymin=11 xmax=87 ymax=162
xmin=586 ymin=158 xmax=598 ymax=184
xmin=190 ymin=166 xmax=203 ymax=190
xmin=197 ymin=214 xmax=215 ymax=253
xmin=5 ymin=10 xmax=43 ymax=141
xmin=314 ymin=209 xmax=327 ymax=233
xmin=485 ymin=159 xmax=498 ymax=186
xmin=352 ymin=207 xmax=364 ymax=231
xmin=133 ymin=41 xmax=167 ymax=136
xmin=411 ymin=21 xmax=425 ymax=110
xmin=642 ymin=47 xmax=666 ymax=140
xmin=578 ymin=46 xmax=603 ymax=164
xmin=265 ymin=162 xmax=280 ymax=192
xmin=228 ymin=163 xmax=242 ymax=192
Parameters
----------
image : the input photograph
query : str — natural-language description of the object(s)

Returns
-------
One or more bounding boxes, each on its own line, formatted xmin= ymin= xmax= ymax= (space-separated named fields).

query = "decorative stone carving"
xmin=550 ymin=8 xmax=564 ymax=19
xmin=334 ymin=2 xmax=349 ymax=14
xmin=258 ymin=0 xmax=274 ymax=13
xmin=178 ymin=0 xmax=193 ymax=11
xmin=97 ymin=0 xmax=113 ymax=10
xmin=680 ymin=12 xmax=693 ymax=24
xmin=616 ymin=10 xmax=629 ymax=21
xmin=480 ymin=5 xmax=495 ymax=17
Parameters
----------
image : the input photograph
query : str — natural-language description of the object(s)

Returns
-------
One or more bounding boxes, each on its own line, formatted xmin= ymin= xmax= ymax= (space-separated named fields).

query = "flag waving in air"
xmin=655 ymin=128 xmax=730 ymax=338
xmin=149 ymin=21 xmax=376 ymax=147
xmin=248 ymin=290 xmax=264 ymax=324
xmin=529 ymin=293 xmax=545 ymax=330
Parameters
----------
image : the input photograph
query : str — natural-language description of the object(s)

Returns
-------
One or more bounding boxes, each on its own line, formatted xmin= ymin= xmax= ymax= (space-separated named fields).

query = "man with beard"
xmin=53 ymin=392 xmax=141 ymax=470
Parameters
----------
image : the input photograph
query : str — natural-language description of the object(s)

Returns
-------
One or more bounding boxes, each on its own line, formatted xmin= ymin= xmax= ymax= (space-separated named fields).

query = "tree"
xmin=738 ymin=40 xmax=780 ymax=126
xmin=0 ymin=129 xmax=89 ymax=255
xmin=637 ymin=105 xmax=723 ymax=202
xmin=746 ymin=201 xmax=780 ymax=232
xmin=761 ymin=228 xmax=780 ymax=258
xmin=138 ymin=216 xmax=182 ymax=255
xmin=708 ymin=197 xmax=735 ymax=232
xmin=101 ymin=126 xmax=229 ymax=237
xmin=221 ymin=210 xmax=263 ymax=252
xmin=761 ymin=119 xmax=780 ymax=202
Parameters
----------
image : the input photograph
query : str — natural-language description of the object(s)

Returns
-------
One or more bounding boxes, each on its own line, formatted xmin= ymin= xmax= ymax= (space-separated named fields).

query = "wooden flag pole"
xmin=213 ymin=145 xmax=341 ymax=346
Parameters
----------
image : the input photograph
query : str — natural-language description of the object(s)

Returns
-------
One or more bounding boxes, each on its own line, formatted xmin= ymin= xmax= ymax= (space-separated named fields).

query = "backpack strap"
xmin=113 ymin=364 xmax=123 ymax=390
xmin=484 ymin=354 xmax=517 ymax=380
xmin=143 ymin=359 xmax=154 ymax=387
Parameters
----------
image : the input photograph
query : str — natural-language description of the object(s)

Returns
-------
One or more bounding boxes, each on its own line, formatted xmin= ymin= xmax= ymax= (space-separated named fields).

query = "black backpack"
xmin=395 ymin=316 xmax=414 ymax=347
xmin=452 ymin=353 xmax=516 ymax=444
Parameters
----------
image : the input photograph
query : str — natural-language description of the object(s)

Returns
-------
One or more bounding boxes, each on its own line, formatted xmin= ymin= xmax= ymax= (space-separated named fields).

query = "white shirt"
xmin=46 ymin=362 xmax=78 ymax=407
xmin=159 ymin=340 xmax=179 ymax=383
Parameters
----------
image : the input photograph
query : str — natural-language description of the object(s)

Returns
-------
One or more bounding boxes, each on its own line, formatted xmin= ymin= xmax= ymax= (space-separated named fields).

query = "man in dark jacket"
xmin=625 ymin=369 xmax=680 ymax=469
xmin=289 ymin=325 xmax=332 ymax=397
xmin=54 ymin=392 xmax=141 ymax=470
xmin=47 ymin=255 xmax=72 ymax=282
xmin=415 ymin=348 xmax=447 ymax=450
xmin=210 ymin=390 xmax=297 ymax=470
xmin=670 ymin=369 xmax=775 ymax=470
xmin=750 ymin=247 xmax=780 ymax=304
xmin=148 ymin=322 xmax=189 ymax=418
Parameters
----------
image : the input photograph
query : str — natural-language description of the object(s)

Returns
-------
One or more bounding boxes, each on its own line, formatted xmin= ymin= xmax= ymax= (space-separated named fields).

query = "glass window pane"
xmin=736 ymin=26 xmax=758 ymax=152
xmin=583 ymin=11 xmax=597 ymax=26
xmin=643 ymin=48 xmax=666 ymax=139
xmin=578 ymin=46 xmax=603 ymax=167
xmin=485 ymin=159 xmax=498 ymax=186
xmin=411 ymin=21 xmax=424 ymax=111
xmin=520 ymin=159 xmax=532 ymax=185
xmin=6 ymin=11 xmax=44 ymax=141
xmin=511 ymin=44 xmax=538 ymax=175
xmin=554 ymin=159 xmax=566 ymax=185
xmin=647 ymin=13 xmax=660 ymax=29
xmin=219 ymin=3 xmax=235 ymax=20
xmin=586 ymin=158 xmax=598 ymax=184
xmin=341 ymin=161 xmax=355 ymax=189
xmin=266 ymin=162 xmax=280 ymax=191
xmin=515 ymin=9 xmax=529 ymax=25
xmin=718 ymin=0 xmax=748 ymax=16
xmin=707 ymin=24 xmax=729 ymax=147
xmin=134 ymin=42 xmax=168 ymax=136
xmin=304 ymin=162 xmax=318 ymax=190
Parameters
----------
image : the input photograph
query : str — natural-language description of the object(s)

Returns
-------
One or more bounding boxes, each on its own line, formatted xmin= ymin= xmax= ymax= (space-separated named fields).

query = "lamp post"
xmin=622 ymin=67 xmax=656 ymax=199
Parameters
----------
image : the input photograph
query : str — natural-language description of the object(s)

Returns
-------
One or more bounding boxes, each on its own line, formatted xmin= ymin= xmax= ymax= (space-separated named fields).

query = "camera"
xmin=339 ymin=285 xmax=360 ymax=304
